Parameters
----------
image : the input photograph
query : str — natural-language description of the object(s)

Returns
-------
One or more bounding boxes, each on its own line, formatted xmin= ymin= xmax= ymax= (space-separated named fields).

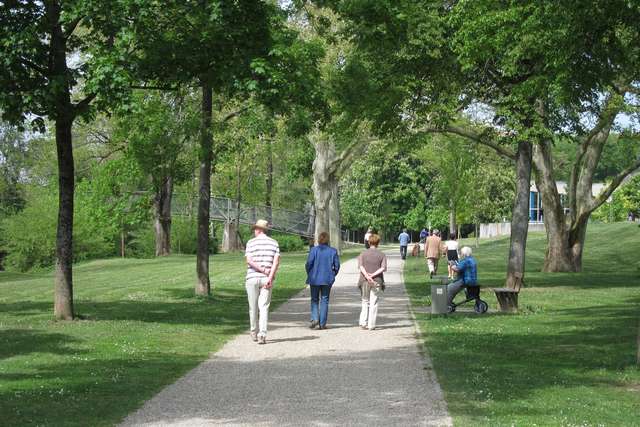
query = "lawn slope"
xmin=405 ymin=222 xmax=640 ymax=426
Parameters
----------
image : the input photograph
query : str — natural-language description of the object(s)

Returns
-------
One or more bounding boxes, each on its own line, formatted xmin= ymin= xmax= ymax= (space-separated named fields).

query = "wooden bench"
xmin=492 ymin=273 xmax=523 ymax=312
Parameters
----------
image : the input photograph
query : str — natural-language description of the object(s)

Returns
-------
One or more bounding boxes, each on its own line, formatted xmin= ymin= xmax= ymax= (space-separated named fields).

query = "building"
xmin=528 ymin=181 xmax=607 ymax=223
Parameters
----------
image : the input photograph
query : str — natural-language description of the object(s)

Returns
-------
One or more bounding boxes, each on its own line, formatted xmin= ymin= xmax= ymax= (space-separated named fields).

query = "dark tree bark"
xmin=195 ymin=83 xmax=213 ymax=296
xmin=50 ymin=2 xmax=75 ymax=320
xmin=54 ymin=115 xmax=75 ymax=320
xmin=154 ymin=176 xmax=173 ymax=256
xmin=505 ymin=140 xmax=533 ymax=289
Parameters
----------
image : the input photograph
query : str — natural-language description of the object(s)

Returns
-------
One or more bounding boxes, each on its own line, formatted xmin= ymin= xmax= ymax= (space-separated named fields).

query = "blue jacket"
xmin=454 ymin=256 xmax=478 ymax=286
xmin=305 ymin=244 xmax=340 ymax=286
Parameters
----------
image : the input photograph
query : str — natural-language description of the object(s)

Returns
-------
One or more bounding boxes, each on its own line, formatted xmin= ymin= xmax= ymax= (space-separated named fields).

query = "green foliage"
xmin=171 ymin=217 xmax=200 ymax=255
xmin=340 ymin=140 xmax=434 ymax=234
xmin=78 ymin=156 xmax=151 ymax=244
xmin=0 ymin=188 xmax=112 ymax=271
xmin=0 ymin=1 xmax=135 ymax=129
xmin=271 ymin=233 xmax=306 ymax=252
xmin=116 ymin=91 xmax=198 ymax=192
xmin=592 ymin=175 xmax=640 ymax=222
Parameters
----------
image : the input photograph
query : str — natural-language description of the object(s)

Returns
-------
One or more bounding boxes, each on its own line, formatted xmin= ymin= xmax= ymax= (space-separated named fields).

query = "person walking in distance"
xmin=398 ymin=228 xmax=411 ymax=260
xmin=357 ymin=234 xmax=387 ymax=330
xmin=364 ymin=227 xmax=372 ymax=249
xmin=305 ymin=231 xmax=341 ymax=329
xmin=444 ymin=232 xmax=460 ymax=280
xmin=425 ymin=229 xmax=443 ymax=278
xmin=244 ymin=219 xmax=280 ymax=345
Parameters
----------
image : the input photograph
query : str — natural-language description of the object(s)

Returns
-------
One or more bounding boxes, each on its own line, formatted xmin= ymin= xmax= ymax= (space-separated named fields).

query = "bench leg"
xmin=495 ymin=292 xmax=519 ymax=312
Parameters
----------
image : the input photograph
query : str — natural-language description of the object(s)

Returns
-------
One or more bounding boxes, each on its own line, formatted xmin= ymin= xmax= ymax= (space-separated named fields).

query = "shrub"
xmin=271 ymin=232 xmax=305 ymax=252
xmin=127 ymin=217 xmax=219 ymax=257
xmin=0 ymin=187 xmax=112 ymax=271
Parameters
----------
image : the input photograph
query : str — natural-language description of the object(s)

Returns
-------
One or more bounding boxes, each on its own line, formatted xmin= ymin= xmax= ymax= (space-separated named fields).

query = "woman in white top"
xmin=445 ymin=232 xmax=460 ymax=280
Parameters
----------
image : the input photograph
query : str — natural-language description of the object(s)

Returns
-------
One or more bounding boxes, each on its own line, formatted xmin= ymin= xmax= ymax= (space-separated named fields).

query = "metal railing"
xmin=172 ymin=194 xmax=315 ymax=237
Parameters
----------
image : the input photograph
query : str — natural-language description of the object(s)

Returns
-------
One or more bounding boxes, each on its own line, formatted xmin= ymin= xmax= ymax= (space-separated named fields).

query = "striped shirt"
xmin=245 ymin=234 xmax=280 ymax=281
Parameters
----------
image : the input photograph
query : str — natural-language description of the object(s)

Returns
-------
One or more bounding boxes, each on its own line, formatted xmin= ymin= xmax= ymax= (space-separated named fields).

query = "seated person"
xmin=447 ymin=246 xmax=477 ymax=307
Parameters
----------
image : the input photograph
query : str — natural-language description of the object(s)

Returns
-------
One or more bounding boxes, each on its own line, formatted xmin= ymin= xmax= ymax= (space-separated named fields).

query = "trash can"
xmin=431 ymin=284 xmax=448 ymax=314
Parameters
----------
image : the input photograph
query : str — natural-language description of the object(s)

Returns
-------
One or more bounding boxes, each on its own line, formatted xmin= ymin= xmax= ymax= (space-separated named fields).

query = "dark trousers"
xmin=400 ymin=245 xmax=408 ymax=259
xmin=310 ymin=285 xmax=331 ymax=327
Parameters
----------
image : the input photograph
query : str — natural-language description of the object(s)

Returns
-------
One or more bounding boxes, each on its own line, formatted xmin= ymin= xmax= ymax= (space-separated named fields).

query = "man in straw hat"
xmin=244 ymin=219 xmax=280 ymax=344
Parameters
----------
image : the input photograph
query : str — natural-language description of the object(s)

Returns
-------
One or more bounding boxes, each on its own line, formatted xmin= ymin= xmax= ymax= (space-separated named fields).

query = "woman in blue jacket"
xmin=305 ymin=231 xmax=341 ymax=329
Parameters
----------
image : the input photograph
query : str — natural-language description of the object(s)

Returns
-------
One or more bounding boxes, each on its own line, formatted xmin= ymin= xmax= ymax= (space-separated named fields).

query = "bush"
xmin=0 ymin=188 xmax=112 ymax=271
xmin=271 ymin=232 xmax=305 ymax=252
xmin=172 ymin=216 xmax=199 ymax=254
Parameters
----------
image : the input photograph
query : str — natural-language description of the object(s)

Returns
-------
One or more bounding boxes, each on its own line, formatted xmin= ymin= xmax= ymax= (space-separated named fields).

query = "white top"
xmin=445 ymin=240 xmax=459 ymax=251
xmin=245 ymin=234 xmax=280 ymax=280
xmin=364 ymin=232 xmax=371 ymax=242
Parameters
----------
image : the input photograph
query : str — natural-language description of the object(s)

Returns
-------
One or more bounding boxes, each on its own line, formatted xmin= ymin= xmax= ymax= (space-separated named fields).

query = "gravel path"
xmin=120 ymin=251 xmax=451 ymax=427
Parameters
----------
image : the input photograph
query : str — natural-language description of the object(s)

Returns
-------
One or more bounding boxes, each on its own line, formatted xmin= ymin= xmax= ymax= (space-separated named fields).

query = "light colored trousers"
xmin=359 ymin=287 xmax=381 ymax=330
xmin=245 ymin=277 xmax=272 ymax=338
xmin=427 ymin=257 xmax=439 ymax=274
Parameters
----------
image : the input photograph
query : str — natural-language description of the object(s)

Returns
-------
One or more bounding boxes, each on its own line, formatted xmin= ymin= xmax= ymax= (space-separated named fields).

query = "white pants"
xmin=246 ymin=277 xmax=272 ymax=337
xmin=427 ymin=257 xmax=438 ymax=274
xmin=359 ymin=287 xmax=381 ymax=330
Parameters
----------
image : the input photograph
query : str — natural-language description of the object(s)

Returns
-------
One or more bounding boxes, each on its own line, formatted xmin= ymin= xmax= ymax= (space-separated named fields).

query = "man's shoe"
xmin=309 ymin=320 xmax=319 ymax=329
xmin=319 ymin=324 xmax=328 ymax=330
xmin=258 ymin=336 xmax=266 ymax=345
xmin=250 ymin=332 xmax=258 ymax=342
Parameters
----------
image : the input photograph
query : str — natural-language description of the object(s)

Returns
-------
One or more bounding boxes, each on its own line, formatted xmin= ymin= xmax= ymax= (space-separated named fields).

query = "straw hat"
xmin=251 ymin=219 xmax=269 ymax=230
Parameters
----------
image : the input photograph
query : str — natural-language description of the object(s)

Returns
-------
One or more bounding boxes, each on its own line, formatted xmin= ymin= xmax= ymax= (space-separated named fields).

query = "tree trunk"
xmin=328 ymin=177 xmax=342 ymax=254
xmin=505 ymin=140 xmax=533 ymax=289
xmin=306 ymin=203 xmax=316 ymax=239
xmin=312 ymin=137 xmax=334 ymax=241
xmin=54 ymin=116 xmax=75 ymax=320
xmin=154 ymin=176 xmax=173 ymax=256
xmin=568 ymin=218 xmax=589 ymax=271
xmin=449 ymin=201 xmax=457 ymax=237
xmin=120 ymin=230 xmax=125 ymax=258
xmin=196 ymin=83 xmax=213 ymax=296
xmin=533 ymin=141 xmax=575 ymax=272
xmin=222 ymin=220 xmax=240 ymax=252
xmin=265 ymin=139 xmax=273 ymax=225
xmin=51 ymin=3 xmax=74 ymax=320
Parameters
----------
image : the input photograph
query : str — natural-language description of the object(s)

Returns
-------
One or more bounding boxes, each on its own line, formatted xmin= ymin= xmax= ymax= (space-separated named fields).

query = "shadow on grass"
xmin=0 ymin=355 xmax=202 ymax=427
xmin=0 ymin=329 xmax=82 ymax=360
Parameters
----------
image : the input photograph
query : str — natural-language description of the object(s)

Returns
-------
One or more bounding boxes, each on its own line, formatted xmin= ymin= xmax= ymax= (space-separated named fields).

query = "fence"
xmin=172 ymin=194 xmax=315 ymax=237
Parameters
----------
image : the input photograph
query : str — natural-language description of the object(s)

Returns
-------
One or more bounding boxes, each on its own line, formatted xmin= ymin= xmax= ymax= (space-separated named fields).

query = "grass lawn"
xmin=0 ymin=247 xmax=359 ymax=427
xmin=404 ymin=222 xmax=640 ymax=426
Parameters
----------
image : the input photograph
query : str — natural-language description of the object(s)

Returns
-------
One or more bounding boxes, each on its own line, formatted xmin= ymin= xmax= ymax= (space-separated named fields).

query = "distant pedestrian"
xmin=419 ymin=228 xmax=428 ymax=242
xmin=444 ymin=232 xmax=460 ymax=280
xmin=398 ymin=228 xmax=411 ymax=260
xmin=425 ymin=229 xmax=443 ymax=278
xmin=244 ymin=219 xmax=280 ymax=345
xmin=357 ymin=234 xmax=387 ymax=330
xmin=364 ymin=227 xmax=372 ymax=249
xmin=305 ymin=232 xmax=341 ymax=330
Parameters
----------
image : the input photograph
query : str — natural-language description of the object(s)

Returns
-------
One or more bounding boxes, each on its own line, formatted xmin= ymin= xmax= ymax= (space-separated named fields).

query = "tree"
xmin=0 ymin=1 xmax=134 ymax=319
xmin=340 ymin=139 xmax=433 ymax=237
xmin=327 ymin=0 xmax=640 ymax=284
xmin=115 ymin=91 xmax=197 ymax=256
xmin=130 ymin=0 xmax=275 ymax=295
xmin=0 ymin=122 xmax=28 ymax=215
